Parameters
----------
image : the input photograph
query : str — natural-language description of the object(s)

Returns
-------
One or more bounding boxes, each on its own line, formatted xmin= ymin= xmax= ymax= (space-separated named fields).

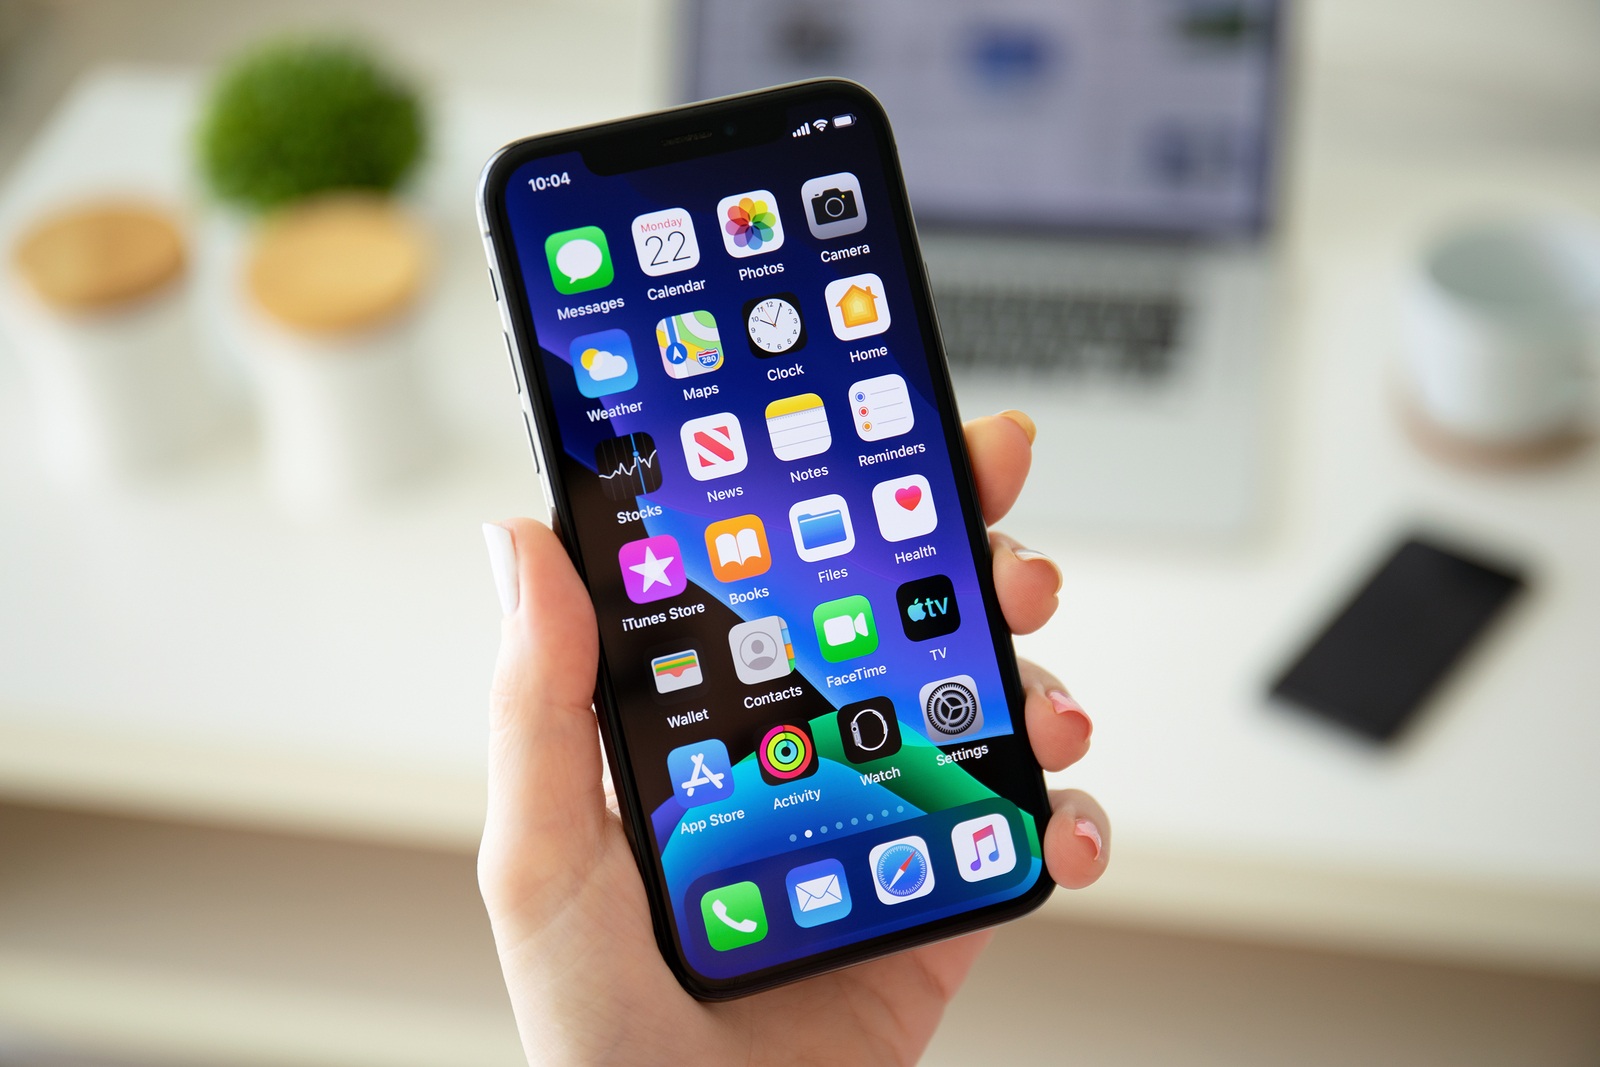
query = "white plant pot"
xmin=0 ymin=274 xmax=223 ymax=488
xmin=244 ymin=312 xmax=434 ymax=513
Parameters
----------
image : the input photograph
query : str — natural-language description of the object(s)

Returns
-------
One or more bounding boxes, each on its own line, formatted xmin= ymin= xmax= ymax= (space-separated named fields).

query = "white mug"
xmin=1402 ymin=218 xmax=1600 ymax=448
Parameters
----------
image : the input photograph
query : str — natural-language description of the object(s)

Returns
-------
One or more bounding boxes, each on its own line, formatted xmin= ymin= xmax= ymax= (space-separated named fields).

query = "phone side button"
xmin=521 ymin=411 xmax=542 ymax=474
xmin=503 ymin=333 xmax=522 ymax=394
xmin=488 ymin=267 xmax=500 ymax=303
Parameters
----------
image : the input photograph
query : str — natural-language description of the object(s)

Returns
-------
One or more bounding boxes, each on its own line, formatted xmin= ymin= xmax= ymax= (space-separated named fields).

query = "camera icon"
xmin=810 ymin=187 xmax=858 ymax=225
xmin=800 ymin=172 xmax=867 ymax=239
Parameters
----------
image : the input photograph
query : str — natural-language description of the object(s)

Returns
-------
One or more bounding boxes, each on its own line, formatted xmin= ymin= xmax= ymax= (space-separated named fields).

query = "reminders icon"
xmin=789 ymin=494 xmax=855 ymax=563
xmin=765 ymin=393 xmax=831 ymax=461
xmin=651 ymin=649 xmax=703 ymax=694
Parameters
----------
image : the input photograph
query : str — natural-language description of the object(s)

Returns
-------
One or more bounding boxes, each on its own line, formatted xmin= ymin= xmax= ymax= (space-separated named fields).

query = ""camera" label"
xmin=800 ymin=172 xmax=868 ymax=240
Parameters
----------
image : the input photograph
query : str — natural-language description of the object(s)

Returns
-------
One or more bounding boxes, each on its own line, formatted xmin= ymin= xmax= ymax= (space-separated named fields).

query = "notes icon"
xmin=765 ymin=393 xmax=831 ymax=461
xmin=951 ymin=814 xmax=1017 ymax=883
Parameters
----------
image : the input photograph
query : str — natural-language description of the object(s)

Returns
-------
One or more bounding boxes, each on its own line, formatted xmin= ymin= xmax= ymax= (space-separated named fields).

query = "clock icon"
xmin=743 ymin=293 xmax=807 ymax=357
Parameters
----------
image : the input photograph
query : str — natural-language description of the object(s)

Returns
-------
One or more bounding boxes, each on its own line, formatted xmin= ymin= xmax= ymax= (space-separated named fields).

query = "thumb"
xmin=479 ymin=518 xmax=609 ymax=913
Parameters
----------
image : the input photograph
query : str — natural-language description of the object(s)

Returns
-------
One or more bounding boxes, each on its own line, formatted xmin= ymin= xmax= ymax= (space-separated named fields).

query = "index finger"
xmin=964 ymin=410 xmax=1035 ymax=525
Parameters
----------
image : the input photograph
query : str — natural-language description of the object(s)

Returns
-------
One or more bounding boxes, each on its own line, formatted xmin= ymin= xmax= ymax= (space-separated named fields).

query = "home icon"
xmin=834 ymin=283 xmax=879 ymax=328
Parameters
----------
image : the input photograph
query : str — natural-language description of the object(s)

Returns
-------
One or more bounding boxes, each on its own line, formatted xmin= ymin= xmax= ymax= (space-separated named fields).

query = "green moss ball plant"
xmin=198 ymin=39 xmax=425 ymax=212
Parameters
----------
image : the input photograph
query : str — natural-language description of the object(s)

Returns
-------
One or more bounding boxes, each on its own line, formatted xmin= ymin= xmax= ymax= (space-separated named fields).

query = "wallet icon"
xmin=788 ymin=493 xmax=855 ymax=562
xmin=785 ymin=857 xmax=852 ymax=928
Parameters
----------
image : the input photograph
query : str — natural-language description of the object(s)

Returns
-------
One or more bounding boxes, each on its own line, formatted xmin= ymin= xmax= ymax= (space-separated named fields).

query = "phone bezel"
xmin=478 ymin=78 xmax=1054 ymax=1000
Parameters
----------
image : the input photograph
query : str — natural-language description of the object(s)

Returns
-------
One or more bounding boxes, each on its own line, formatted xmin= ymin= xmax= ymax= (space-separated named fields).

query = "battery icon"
xmin=832 ymin=113 xmax=856 ymax=128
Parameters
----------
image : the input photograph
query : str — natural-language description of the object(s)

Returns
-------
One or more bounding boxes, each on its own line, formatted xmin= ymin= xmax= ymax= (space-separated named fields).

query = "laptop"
xmin=682 ymin=0 xmax=1288 ymax=538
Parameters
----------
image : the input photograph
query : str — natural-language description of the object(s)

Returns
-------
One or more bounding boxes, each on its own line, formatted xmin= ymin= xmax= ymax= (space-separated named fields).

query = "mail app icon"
xmin=785 ymin=857 xmax=852 ymax=928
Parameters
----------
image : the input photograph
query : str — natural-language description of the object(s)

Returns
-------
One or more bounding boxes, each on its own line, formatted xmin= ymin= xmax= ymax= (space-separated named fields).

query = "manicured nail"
xmin=1074 ymin=818 xmax=1103 ymax=861
xmin=1012 ymin=547 xmax=1064 ymax=595
xmin=999 ymin=409 xmax=1037 ymax=444
xmin=1046 ymin=689 xmax=1092 ymax=737
xmin=483 ymin=523 xmax=519 ymax=616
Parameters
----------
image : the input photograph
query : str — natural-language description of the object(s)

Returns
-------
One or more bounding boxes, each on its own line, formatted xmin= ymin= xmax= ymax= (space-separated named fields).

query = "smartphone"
xmin=1270 ymin=536 xmax=1526 ymax=742
xmin=477 ymin=80 xmax=1052 ymax=999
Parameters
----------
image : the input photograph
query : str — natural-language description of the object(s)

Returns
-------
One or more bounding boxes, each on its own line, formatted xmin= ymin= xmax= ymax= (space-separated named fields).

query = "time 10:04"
xmin=527 ymin=172 xmax=573 ymax=193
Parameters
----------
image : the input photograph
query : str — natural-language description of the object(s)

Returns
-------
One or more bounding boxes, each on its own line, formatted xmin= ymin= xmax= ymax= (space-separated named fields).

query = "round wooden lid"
xmin=246 ymin=193 xmax=427 ymax=334
xmin=12 ymin=201 xmax=185 ymax=311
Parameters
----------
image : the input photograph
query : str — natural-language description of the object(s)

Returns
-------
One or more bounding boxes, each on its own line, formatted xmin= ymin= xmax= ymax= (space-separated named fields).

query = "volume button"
xmin=521 ymin=410 xmax=542 ymax=474
xmin=487 ymin=267 xmax=500 ymax=302
xmin=503 ymin=332 xmax=522 ymax=394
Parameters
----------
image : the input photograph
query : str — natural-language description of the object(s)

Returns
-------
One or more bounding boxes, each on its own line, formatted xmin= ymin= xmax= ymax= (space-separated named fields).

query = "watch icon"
xmin=838 ymin=698 xmax=901 ymax=763
xmin=743 ymin=293 xmax=807 ymax=357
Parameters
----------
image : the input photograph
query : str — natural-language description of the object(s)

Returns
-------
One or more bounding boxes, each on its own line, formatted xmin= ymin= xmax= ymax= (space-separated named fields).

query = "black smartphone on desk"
xmin=1270 ymin=536 xmax=1527 ymax=742
xmin=477 ymin=81 xmax=1052 ymax=999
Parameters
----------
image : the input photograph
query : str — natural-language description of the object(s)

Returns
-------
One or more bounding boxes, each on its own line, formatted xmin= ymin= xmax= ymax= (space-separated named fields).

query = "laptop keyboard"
xmin=934 ymin=287 xmax=1186 ymax=382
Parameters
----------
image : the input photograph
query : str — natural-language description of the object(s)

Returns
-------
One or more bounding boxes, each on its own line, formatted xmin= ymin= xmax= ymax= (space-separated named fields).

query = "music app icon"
xmin=950 ymin=813 xmax=1017 ymax=883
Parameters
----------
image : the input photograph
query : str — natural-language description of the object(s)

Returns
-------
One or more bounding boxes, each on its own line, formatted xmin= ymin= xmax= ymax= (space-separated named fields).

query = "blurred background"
xmin=1 ymin=0 xmax=1598 ymax=1063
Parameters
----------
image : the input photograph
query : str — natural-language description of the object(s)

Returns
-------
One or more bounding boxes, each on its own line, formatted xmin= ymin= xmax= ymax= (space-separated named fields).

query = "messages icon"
xmin=545 ymin=226 xmax=614 ymax=295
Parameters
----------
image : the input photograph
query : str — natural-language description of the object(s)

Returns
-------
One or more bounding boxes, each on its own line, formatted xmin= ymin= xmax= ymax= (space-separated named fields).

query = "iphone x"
xmin=477 ymin=80 xmax=1052 ymax=998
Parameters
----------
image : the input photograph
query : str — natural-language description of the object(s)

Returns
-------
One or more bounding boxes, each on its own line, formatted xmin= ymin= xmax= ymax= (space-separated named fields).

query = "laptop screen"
xmin=683 ymin=0 xmax=1284 ymax=236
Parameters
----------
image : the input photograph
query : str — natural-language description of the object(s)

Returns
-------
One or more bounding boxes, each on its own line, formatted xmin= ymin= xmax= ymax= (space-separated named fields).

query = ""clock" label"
xmin=742 ymin=292 xmax=808 ymax=358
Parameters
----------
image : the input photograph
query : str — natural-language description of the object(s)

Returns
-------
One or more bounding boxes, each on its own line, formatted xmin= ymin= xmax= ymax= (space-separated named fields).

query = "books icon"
xmin=765 ymin=393 xmax=831 ymax=461
xmin=652 ymin=649 xmax=703 ymax=694
xmin=704 ymin=514 xmax=772 ymax=582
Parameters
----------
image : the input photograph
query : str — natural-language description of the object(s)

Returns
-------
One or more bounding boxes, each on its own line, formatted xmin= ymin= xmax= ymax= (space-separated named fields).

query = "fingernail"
xmin=483 ymin=523 xmax=519 ymax=616
xmin=1046 ymin=689 xmax=1092 ymax=737
xmin=1074 ymin=818 xmax=1103 ymax=861
xmin=999 ymin=409 xmax=1037 ymax=444
xmin=1012 ymin=547 xmax=1064 ymax=595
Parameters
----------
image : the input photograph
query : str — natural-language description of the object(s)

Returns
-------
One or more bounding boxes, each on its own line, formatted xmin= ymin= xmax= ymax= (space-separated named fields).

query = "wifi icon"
xmin=812 ymin=118 xmax=829 ymax=132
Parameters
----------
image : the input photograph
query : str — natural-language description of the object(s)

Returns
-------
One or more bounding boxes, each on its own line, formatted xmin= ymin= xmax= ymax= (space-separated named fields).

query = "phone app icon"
xmin=744 ymin=293 xmax=807 ymax=357
xmin=789 ymin=493 xmax=854 ymax=562
xmin=838 ymin=698 xmax=902 ymax=763
xmin=952 ymin=813 xmax=1018 ymax=883
xmin=631 ymin=207 xmax=700 ymax=277
xmin=618 ymin=534 xmax=686 ymax=604
xmin=717 ymin=190 xmax=784 ymax=257
xmin=545 ymin=225 xmax=613 ymax=295
xmin=758 ymin=722 xmax=817 ymax=784
xmin=657 ymin=310 xmax=723 ymax=379
xmin=705 ymin=514 xmax=771 ymax=582
xmin=652 ymin=649 xmax=703 ymax=694
xmin=896 ymin=574 xmax=961 ymax=641
xmin=801 ymin=172 xmax=867 ymax=239
xmin=787 ymin=858 xmax=852 ymax=928
xmin=701 ymin=881 xmax=767 ymax=951
xmin=849 ymin=373 xmax=914 ymax=441
xmin=594 ymin=433 xmax=661 ymax=503
xmin=825 ymin=272 xmax=890 ymax=340
xmin=570 ymin=328 xmax=637 ymax=398
xmin=765 ymin=393 xmax=831 ymax=461
xmin=668 ymin=738 xmax=733 ymax=807
xmin=680 ymin=412 xmax=748 ymax=481
xmin=870 ymin=836 xmax=935 ymax=905
xmin=728 ymin=616 xmax=794 ymax=685
xmin=920 ymin=674 xmax=984 ymax=741
xmin=872 ymin=474 xmax=938 ymax=542
xmin=813 ymin=595 xmax=878 ymax=662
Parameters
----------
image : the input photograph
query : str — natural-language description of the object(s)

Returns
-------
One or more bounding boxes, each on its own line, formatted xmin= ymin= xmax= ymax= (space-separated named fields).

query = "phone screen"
xmin=483 ymin=83 xmax=1049 ymax=993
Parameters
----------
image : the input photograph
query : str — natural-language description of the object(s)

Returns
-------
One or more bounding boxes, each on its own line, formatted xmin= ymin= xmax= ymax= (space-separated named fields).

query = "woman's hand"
xmin=479 ymin=410 xmax=1108 ymax=1066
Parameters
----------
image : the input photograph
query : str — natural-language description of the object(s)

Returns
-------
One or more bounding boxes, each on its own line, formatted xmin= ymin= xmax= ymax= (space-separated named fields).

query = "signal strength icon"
xmin=791 ymin=123 xmax=811 ymax=138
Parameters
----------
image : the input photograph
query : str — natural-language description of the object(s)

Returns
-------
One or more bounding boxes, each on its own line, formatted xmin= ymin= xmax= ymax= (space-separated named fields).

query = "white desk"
xmin=2 ymin=3 xmax=1599 ymax=998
